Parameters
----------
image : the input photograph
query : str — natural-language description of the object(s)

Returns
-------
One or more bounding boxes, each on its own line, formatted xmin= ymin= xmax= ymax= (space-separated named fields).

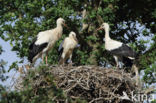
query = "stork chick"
xmin=28 ymin=18 xmax=68 ymax=65
xmin=58 ymin=32 xmax=78 ymax=65
xmin=97 ymin=23 xmax=137 ymax=68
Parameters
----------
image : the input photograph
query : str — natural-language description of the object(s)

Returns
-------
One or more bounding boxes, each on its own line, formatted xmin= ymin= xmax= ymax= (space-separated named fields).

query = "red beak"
xmin=74 ymin=36 xmax=78 ymax=42
xmin=96 ymin=27 xmax=103 ymax=31
xmin=63 ymin=23 xmax=69 ymax=30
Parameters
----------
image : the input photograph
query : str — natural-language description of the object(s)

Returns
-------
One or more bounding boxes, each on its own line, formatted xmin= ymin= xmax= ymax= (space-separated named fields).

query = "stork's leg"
xmin=113 ymin=56 xmax=119 ymax=68
xmin=32 ymin=56 xmax=38 ymax=67
xmin=132 ymin=65 xmax=141 ymax=87
xmin=45 ymin=51 xmax=49 ymax=65
xmin=62 ymin=53 xmax=66 ymax=66
xmin=69 ymin=54 xmax=72 ymax=64
xmin=59 ymin=52 xmax=65 ymax=65
xmin=45 ymin=56 xmax=48 ymax=65
xmin=42 ymin=55 xmax=44 ymax=63
xmin=18 ymin=66 xmax=24 ymax=74
xmin=25 ymin=64 xmax=30 ymax=71
xmin=68 ymin=54 xmax=73 ymax=66
xmin=59 ymin=57 xmax=64 ymax=65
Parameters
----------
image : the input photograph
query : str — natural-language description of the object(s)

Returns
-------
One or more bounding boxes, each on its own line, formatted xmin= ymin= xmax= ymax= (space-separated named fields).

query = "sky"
xmin=0 ymin=37 xmax=41 ymax=90
xmin=0 ymin=38 xmax=20 ymax=89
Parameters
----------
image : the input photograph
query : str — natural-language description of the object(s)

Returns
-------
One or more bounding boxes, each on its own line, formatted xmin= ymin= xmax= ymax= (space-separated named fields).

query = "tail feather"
xmin=123 ymin=51 xmax=140 ymax=68
xmin=122 ymin=57 xmax=134 ymax=68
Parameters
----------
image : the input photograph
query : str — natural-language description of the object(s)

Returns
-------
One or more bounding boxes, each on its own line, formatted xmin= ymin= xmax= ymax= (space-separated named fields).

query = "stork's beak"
xmin=96 ymin=27 xmax=103 ymax=31
xmin=74 ymin=36 xmax=78 ymax=42
xmin=63 ymin=23 xmax=69 ymax=30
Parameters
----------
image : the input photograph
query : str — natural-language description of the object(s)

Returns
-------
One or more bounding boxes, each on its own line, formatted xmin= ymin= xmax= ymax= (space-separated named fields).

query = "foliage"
xmin=0 ymin=0 xmax=155 ymax=92
xmin=0 ymin=46 xmax=2 ymax=55
xmin=0 ymin=65 xmax=87 ymax=103
xmin=151 ymin=100 xmax=156 ymax=103
xmin=0 ymin=45 xmax=8 ymax=102
xmin=0 ymin=45 xmax=7 ymax=82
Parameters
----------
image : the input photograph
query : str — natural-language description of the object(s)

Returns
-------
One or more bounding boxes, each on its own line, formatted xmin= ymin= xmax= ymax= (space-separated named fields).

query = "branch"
xmin=143 ymin=86 xmax=155 ymax=94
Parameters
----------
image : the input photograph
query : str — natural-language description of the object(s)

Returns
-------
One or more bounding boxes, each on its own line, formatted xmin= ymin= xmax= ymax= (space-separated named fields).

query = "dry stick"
xmin=15 ymin=65 xmax=138 ymax=102
xmin=87 ymin=72 xmax=90 ymax=88
xmin=89 ymin=97 xmax=105 ymax=103
xmin=133 ymin=64 xmax=141 ymax=88
xmin=143 ymin=86 xmax=155 ymax=94
xmin=65 ymin=83 xmax=78 ymax=93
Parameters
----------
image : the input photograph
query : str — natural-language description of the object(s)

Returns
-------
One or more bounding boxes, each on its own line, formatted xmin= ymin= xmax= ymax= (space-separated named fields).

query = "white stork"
xmin=58 ymin=31 xmax=79 ymax=65
xmin=97 ymin=23 xmax=137 ymax=68
xmin=28 ymin=18 xmax=68 ymax=65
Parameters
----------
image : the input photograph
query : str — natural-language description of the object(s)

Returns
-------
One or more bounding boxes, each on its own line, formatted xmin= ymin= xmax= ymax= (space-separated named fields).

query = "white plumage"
xmin=97 ymin=23 xmax=141 ymax=86
xmin=58 ymin=31 xmax=78 ymax=65
xmin=28 ymin=18 xmax=67 ymax=65
xmin=97 ymin=23 xmax=137 ymax=68
xmin=105 ymin=39 xmax=123 ymax=51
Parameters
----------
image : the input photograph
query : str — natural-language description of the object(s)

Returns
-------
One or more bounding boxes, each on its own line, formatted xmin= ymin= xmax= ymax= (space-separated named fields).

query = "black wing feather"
xmin=58 ymin=40 xmax=64 ymax=61
xmin=122 ymin=56 xmax=133 ymax=68
xmin=110 ymin=44 xmax=136 ymax=58
xmin=28 ymin=38 xmax=48 ymax=63
xmin=58 ymin=40 xmax=64 ymax=52
xmin=29 ymin=37 xmax=37 ymax=49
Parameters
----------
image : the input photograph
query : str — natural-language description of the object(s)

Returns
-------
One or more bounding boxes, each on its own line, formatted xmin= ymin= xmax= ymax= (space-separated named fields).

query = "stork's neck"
xmin=70 ymin=36 xmax=78 ymax=43
xmin=56 ymin=24 xmax=63 ymax=32
xmin=104 ymin=28 xmax=111 ymax=42
xmin=57 ymin=23 xmax=63 ymax=29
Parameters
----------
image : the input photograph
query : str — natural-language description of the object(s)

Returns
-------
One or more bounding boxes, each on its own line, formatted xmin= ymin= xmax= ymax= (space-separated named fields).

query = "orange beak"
xmin=74 ymin=36 xmax=78 ymax=42
xmin=96 ymin=27 xmax=103 ymax=31
xmin=63 ymin=23 xmax=69 ymax=30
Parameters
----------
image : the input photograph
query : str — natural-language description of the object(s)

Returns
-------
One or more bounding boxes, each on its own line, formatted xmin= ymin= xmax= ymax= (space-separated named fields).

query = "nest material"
xmin=15 ymin=65 xmax=137 ymax=103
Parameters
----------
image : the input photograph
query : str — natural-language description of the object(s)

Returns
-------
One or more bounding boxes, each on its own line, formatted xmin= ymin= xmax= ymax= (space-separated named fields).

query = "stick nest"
xmin=15 ymin=65 xmax=137 ymax=103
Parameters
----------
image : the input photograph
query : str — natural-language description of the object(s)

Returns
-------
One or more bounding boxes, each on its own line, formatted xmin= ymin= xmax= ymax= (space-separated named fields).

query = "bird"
xmin=97 ymin=23 xmax=137 ymax=69
xmin=28 ymin=18 xmax=68 ymax=65
xmin=58 ymin=31 xmax=79 ymax=65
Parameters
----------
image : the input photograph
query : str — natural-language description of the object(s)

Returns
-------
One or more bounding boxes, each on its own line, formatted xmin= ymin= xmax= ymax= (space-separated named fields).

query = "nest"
xmin=15 ymin=65 xmax=138 ymax=103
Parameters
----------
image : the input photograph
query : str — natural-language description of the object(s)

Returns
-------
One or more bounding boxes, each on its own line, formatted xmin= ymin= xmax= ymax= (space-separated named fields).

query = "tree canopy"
xmin=0 ymin=0 xmax=155 ymax=85
xmin=0 ymin=45 xmax=8 ymax=102
xmin=0 ymin=45 xmax=7 ymax=82
xmin=0 ymin=0 xmax=156 ymax=102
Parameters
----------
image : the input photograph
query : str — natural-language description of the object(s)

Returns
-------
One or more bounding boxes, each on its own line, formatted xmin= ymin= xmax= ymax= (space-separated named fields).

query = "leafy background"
xmin=0 ymin=0 xmax=155 ymax=102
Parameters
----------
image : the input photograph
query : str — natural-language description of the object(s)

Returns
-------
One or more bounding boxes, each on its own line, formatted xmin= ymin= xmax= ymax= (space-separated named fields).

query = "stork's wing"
xmin=58 ymin=40 xmax=64 ymax=52
xmin=29 ymin=37 xmax=37 ymax=49
xmin=58 ymin=40 xmax=64 ymax=61
xmin=28 ymin=37 xmax=48 ymax=63
xmin=35 ymin=31 xmax=52 ymax=45
xmin=110 ymin=44 xmax=137 ymax=58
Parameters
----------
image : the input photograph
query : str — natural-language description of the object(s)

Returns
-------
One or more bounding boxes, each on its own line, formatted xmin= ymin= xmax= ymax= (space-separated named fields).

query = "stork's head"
xmin=69 ymin=31 xmax=76 ymax=37
xmin=69 ymin=31 xmax=78 ymax=42
xmin=97 ymin=23 xmax=109 ymax=31
xmin=57 ymin=18 xmax=69 ymax=29
xmin=57 ymin=18 xmax=65 ymax=25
